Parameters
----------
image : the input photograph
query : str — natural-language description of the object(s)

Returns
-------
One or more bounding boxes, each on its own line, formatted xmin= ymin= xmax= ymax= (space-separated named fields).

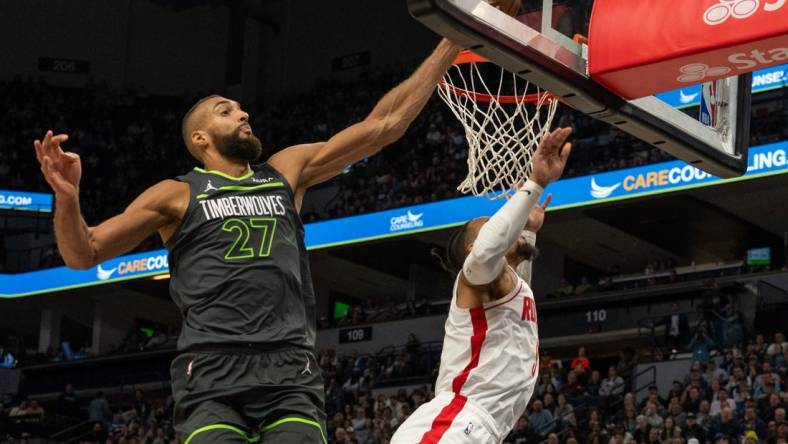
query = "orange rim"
xmin=443 ymin=50 xmax=556 ymax=105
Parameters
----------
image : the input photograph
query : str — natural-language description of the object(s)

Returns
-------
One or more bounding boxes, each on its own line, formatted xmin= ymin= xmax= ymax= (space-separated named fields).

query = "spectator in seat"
xmin=662 ymin=416 xmax=683 ymax=442
xmin=87 ymin=422 xmax=109 ymax=443
xmin=712 ymin=433 xmax=730 ymax=444
xmin=600 ymin=366 xmax=625 ymax=397
xmin=622 ymin=405 xmax=638 ymax=435
xmin=684 ymin=413 xmax=706 ymax=444
xmin=705 ymin=360 xmax=729 ymax=386
xmin=633 ymin=415 xmax=650 ymax=443
xmin=697 ymin=400 xmax=713 ymax=430
xmin=555 ymin=393 xmax=576 ymax=430
xmin=645 ymin=425 xmax=662 ymax=444
xmin=570 ymin=346 xmax=591 ymax=372
xmin=587 ymin=370 xmax=602 ymax=399
xmin=668 ymin=400 xmax=687 ymax=427
xmin=333 ymin=426 xmax=351 ymax=444
xmin=710 ymin=389 xmax=736 ymax=416
xmin=755 ymin=335 xmax=770 ymax=359
xmin=754 ymin=362 xmax=781 ymax=392
xmin=561 ymin=370 xmax=586 ymax=405
xmin=688 ymin=326 xmax=716 ymax=365
xmin=505 ymin=415 xmax=542 ymax=444
xmin=760 ymin=393 xmax=785 ymax=422
xmin=640 ymin=386 xmax=667 ymax=413
xmin=742 ymin=430 xmax=759 ymax=444
xmin=709 ymin=407 xmax=740 ymax=441
xmin=351 ymin=406 xmax=368 ymax=443
xmin=766 ymin=331 xmax=788 ymax=358
xmin=528 ymin=399 xmax=556 ymax=437
xmin=644 ymin=401 xmax=664 ymax=428
xmin=741 ymin=406 xmax=768 ymax=440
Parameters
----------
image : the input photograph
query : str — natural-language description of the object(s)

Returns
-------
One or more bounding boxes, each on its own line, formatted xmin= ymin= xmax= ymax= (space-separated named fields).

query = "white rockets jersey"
xmin=433 ymin=269 xmax=540 ymax=438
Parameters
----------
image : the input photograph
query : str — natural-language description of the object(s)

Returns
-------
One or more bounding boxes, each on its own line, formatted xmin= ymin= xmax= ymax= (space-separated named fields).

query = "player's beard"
xmin=214 ymin=127 xmax=264 ymax=162
xmin=515 ymin=241 xmax=539 ymax=261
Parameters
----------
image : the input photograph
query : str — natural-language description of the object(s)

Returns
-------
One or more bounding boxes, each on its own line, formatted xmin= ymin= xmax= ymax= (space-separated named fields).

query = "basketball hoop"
xmin=438 ymin=50 xmax=559 ymax=198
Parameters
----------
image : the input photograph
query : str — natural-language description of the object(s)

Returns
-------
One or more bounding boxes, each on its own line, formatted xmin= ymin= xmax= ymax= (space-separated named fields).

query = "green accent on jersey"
xmin=260 ymin=417 xmax=327 ymax=444
xmin=220 ymin=218 xmax=278 ymax=260
xmin=219 ymin=182 xmax=284 ymax=192
xmin=193 ymin=167 xmax=254 ymax=181
xmin=184 ymin=423 xmax=259 ymax=444
xmin=195 ymin=193 xmax=209 ymax=200
xmin=250 ymin=218 xmax=277 ymax=257
xmin=221 ymin=218 xmax=256 ymax=260
xmin=167 ymin=163 xmax=317 ymax=350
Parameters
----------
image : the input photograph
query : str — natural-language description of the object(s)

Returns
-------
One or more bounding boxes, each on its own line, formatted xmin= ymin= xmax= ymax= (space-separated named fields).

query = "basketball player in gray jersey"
xmin=34 ymin=38 xmax=462 ymax=443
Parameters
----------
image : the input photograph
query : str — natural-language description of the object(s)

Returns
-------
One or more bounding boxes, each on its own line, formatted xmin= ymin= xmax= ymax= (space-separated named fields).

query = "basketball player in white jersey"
xmin=391 ymin=127 xmax=572 ymax=444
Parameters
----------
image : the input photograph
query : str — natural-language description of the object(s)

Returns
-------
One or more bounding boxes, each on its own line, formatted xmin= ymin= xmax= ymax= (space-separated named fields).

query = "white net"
xmin=437 ymin=58 xmax=558 ymax=198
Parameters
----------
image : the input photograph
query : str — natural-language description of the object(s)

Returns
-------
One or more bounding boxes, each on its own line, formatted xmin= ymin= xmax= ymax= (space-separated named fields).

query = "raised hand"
xmin=34 ymin=130 xmax=81 ymax=199
xmin=529 ymin=127 xmax=572 ymax=188
xmin=525 ymin=193 xmax=552 ymax=233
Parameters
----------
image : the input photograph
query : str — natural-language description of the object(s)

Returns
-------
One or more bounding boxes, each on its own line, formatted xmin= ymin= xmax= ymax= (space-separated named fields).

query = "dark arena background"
xmin=1 ymin=0 xmax=788 ymax=443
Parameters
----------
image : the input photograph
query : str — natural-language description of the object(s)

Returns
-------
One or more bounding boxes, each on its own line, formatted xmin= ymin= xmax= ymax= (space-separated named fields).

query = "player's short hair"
xmin=446 ymin=222 xmax=471 ymax=274
xmin=181 ymin=94 xmax=220 ymax=159
xmin=445 ymin=218 xmax=485 ymax=273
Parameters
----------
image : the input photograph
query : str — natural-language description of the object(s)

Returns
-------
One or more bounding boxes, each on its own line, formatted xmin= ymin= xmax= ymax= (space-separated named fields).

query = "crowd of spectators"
xmin=4 ymin=70 xmax=786 ymax=273
xmin=3 ymin=328 xmax=787 ymax=444
xmin=2 ymin=386 xmax=178 ymax=444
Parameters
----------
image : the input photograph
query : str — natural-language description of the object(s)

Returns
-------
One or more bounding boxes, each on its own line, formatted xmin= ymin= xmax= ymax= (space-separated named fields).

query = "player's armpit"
xmin=271 ymin=118 xmax=403 ymax=194
xmin=69 ymin=180 xmax=187 ymax=268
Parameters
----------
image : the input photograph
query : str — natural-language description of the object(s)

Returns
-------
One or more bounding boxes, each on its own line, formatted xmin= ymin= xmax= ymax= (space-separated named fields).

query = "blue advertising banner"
xmin=0 ymin=190 xmax=53 ymax=212
xmin=2 ymin=141 xmax=787 ymax=297
xmin=656 ymin=64 xmax=788 ymax=108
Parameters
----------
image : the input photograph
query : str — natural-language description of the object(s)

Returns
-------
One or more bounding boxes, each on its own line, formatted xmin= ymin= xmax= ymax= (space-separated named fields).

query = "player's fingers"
xmin=52 ymin=134 xmax=69 ymax=154
xmin=555 ymin=127 xmax=572 ymax=147
xmin=541 ymin=129 xmax=561 ymax=154
xmin=541 ymin=193 xmax=552 ymax=209
xmin=34 ymin=140 xmax=44 ymax=163
xmin=64 ymin=152 xmax=80 ymax=163
xmin=42 ymin=157 xmax=68 ymax=192
xmin=42 ymin=130 xmax=56 ymax=157
xmin=559 ymin=142 xmax=573 ymax=163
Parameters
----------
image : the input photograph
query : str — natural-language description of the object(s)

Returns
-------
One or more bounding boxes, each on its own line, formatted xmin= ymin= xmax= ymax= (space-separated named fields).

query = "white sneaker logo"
xmin=677 ymin=63 xmax=731 ymax=83
xmin=96 ymin=265 xmax=117 ymax=281
xmin=204 ymin=180 xmax=219 ymax=192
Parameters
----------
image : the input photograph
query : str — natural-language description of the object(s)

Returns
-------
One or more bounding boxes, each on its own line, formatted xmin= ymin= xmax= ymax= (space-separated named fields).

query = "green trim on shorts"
xmin=260 ymin=417 xmax=327 ymax=444
xmin=184 ymin=423 xmax=259 ymax=444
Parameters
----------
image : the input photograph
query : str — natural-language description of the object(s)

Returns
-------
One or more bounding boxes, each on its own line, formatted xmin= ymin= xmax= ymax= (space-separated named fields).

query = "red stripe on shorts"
xmin=418 ymin=306 xmax=488 ymax=443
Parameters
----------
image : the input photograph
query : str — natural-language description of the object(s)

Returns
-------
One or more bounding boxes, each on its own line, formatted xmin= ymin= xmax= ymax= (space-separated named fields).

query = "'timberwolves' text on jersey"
xmin=165 ymin=164 xmax=316 ymax=351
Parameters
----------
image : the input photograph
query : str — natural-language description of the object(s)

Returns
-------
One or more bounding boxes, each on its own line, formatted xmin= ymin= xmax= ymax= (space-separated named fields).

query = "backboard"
xmin=407 ymin=0 xmax=752 ymax=178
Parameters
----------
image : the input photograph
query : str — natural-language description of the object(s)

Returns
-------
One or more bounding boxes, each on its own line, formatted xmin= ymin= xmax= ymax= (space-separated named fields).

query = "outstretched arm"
xmin=269 ymin=39 xmax=461 ymax=195
xmin=34 ymin=131 xmax=183 ymax=269
xmin=514 ymin=194 xmax=551 ymax=286
xmin=462 ymin=128 xmax=572 ymax=286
